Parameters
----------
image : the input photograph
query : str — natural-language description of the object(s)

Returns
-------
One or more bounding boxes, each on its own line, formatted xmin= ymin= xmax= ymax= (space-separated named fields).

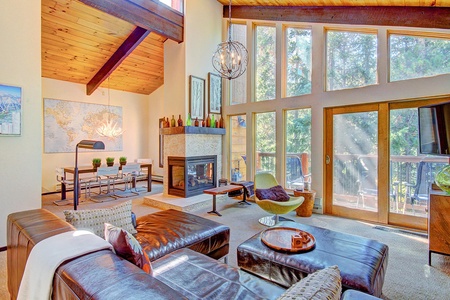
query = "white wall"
xmin=148 ymin=85 xmax=164 ymax=177
xmin=148 ymin=0 xmax=223 ymax=175
xmin=185 ymin=0 xmax=223 ymax=115
xmin=42 ymin=78 xmax=149 ymax=192
xmin=0 ymin=0 xmax=42 ymax=247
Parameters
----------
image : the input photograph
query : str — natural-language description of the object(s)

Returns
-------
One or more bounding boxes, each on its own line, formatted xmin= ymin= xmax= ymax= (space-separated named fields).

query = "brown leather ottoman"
xmin=136 ymin=209 xmax=230 ymax=261
xmin=237 ymin=221 xmax=388 ymax=298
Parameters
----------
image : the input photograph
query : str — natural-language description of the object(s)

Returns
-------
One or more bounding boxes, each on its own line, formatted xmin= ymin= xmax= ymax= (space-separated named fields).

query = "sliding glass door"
xmin=325 ymin=99 xmax=449 ymax=228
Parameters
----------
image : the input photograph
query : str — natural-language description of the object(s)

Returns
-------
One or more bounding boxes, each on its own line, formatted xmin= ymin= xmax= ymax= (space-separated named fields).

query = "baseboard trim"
xmin=0 ymin=246 xmax=6 ymax=252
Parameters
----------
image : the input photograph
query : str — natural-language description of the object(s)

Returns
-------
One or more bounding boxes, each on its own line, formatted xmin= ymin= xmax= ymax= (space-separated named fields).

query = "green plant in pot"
xmin=106 ymin=157 xmax=115 ymax=167
xmin=119 ymin=156 xmax=127 ymax=166
xmin=92 ymin=158 xmax=101 ymax=169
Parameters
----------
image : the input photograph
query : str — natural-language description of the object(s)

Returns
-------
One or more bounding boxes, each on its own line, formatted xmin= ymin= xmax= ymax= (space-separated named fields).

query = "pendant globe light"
xmin=212 ymin=0 xmax=248 ymax=80
xmin=96 ymin=77 xmax=124 ymax=139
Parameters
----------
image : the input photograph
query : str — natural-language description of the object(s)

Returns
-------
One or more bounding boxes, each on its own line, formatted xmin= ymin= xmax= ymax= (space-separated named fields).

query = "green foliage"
xmin=106 ymin=157 xmax=115 ymax=163
xmin=390 ymin=34 xmax=450 ymax=81
xmin=390 ymin=108 xmax=418 ymax=156
xmin=333 ymin=111 xmax=378 ymax=155
xmin=255 ymin=26 xmax=276 ymax=101
xmin=286 ymin=28 xmax=312 ymax=97
xmin=119 ymin=156 xmax=127 ymax=162
xmin=327 ymin=30 xmax=377 ymax=91
xmin=92 ymin=158 xmax=101 ymax=164
xmin=286 ymin=109 xmax=312 ymax=154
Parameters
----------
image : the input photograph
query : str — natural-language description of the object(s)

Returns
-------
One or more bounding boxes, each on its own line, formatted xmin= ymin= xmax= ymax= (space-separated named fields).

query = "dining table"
xmin=60 ymin=163 xmax=152 ymax=200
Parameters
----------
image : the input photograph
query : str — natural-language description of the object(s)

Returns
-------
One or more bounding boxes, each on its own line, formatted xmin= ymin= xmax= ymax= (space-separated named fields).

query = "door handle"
xmin=326 ymin=155 xmax=331 ymax=165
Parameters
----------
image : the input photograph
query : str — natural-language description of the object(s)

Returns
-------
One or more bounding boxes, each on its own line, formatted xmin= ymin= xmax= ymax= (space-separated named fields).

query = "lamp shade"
xmin=77 ymin=140 xmax=105 ymax=150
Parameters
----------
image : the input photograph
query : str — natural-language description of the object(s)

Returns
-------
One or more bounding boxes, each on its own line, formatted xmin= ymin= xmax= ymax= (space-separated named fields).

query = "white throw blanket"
xmin=17 ymin=230 xmax=113 ymax=300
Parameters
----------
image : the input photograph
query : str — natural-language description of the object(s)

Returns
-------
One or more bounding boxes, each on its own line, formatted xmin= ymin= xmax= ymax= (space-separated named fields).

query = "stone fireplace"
xmin=159 ymin=126 xmax=225 ymax=198
xmin=168 ymin=155 xmax=217 ymax=197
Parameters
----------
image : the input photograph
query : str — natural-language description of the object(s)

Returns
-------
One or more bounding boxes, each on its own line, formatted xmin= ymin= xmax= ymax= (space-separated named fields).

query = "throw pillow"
xmin=104 ymin=223 xmax=152 ymax=275
xmin=277 ymin=265 xmax=342 ymax=300
xmin=63 ymin=200 xmax=137 ymax=239
xmin=256 ymin=185 xmax=290 ymax=202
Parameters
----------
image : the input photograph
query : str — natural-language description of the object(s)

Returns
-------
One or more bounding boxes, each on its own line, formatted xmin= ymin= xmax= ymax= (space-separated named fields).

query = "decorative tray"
xmin=261 ymin=227 xmax=316 ymax=253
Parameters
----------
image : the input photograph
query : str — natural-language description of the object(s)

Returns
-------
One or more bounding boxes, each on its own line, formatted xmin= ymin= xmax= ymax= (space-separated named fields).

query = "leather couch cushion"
xmin=105 ymin=223 xmax=152 ymax=274
xmin=135 ymin=209 xmax=230 ymax=261
xmin=153 ymin=248 xmax=286 ymax=300
xmin=53 ymin=250 xmax=186 ymax=299
xmin=277 ymin=265 xmax=342 ymax=300
xmin=63 ymin=200 xmax=136 ymax=238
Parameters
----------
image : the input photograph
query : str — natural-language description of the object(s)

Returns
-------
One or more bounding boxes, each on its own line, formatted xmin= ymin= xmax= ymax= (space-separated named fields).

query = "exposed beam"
xmin=226 ymin=6 xmax=450 ymax=30
xmin=86 ymin=27 xmax=150 ymax=95
xmin=79 ymin=0 xmax=183 ymax=42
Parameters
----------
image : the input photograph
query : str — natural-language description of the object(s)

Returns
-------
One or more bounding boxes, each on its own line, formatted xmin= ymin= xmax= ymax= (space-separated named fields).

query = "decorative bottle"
xmin=206 ymin=114 xmax=211 ymax=127
xmin=177 ymin=114 xmax=183 ymax=127
xmin=171 ymin=115 xmax=176 ymax=127
xmin=165 ymin=117 xmax=170 ymax=128
xmin=186 ymin=113 xmax=192 ymax=126
xmin=194 ymin=117 xmax=199 ymax=127
xmin=219 ymin=115 xmax=224 ymax=128
xmin=202 ymin=120 xmax=205 ymax=127
xmin=211 ymin=114 xmax=216 ymax=128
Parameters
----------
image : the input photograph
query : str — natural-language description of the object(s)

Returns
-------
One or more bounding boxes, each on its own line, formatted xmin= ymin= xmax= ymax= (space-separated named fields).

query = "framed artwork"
xmin=208 ymin=73 xmax=222 ymax=114
xmin=0 ymin=84 xmax=22 ymax=136
xmin=189 ymin=75 xmax=205 ymax=120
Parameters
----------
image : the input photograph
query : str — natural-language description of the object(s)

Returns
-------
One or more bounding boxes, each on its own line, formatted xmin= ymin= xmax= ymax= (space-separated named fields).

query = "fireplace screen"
xmin=168 ymin=155 xmax=217 ymax=197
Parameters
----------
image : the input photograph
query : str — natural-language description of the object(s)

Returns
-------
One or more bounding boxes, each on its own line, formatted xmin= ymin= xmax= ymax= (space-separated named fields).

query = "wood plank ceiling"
xmin=42 ymin=0 xmax=450 ymax=95
xmin=42 ymin=0 xmax=166 ymax=95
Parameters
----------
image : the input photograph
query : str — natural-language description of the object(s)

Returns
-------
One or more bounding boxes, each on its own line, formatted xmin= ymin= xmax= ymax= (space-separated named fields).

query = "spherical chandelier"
xmin=212 ymin=0 xmax=248 ymax=80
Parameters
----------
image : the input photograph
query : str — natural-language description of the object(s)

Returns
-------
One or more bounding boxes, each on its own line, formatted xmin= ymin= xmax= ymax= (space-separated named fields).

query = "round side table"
xmin=294 ymin=190 xmax=316 ymax=217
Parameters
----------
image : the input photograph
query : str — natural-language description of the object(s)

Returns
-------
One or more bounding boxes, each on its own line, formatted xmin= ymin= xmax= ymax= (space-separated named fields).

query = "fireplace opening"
xmin=168 ymin=155 xmax=217 ymax=197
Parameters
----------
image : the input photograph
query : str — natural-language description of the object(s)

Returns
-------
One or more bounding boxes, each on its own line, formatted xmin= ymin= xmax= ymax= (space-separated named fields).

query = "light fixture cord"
xmin=227 ymin=0 xmax=232 ymax=42
xmin=108 ymin=77 xmax=111 ymax=121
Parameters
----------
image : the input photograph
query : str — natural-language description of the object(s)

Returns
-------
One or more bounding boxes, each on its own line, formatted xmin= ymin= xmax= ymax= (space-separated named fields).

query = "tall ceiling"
xmin=42 ymin=0 xmax=450 ymax=95
xmin=42 ymin=0 xmax=166 ymax=95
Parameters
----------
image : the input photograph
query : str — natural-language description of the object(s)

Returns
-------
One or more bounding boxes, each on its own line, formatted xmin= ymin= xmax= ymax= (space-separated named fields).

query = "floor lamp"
xmin=74 ymin=140 xmax=105 ymax=210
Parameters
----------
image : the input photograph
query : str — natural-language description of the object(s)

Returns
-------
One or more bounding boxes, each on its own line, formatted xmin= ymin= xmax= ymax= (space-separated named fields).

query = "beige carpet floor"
xmin=1 ymin=182 xmax=449 ymax=299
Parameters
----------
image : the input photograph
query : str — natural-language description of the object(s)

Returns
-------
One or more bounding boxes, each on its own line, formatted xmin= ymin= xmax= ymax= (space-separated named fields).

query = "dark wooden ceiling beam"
xmin=79 ymin=0 xmax=183 ymax=42
xmin=86 ymin=27 xmax=150 ymax=95
xmin=226 ymin=6 xmax=450 ymax=30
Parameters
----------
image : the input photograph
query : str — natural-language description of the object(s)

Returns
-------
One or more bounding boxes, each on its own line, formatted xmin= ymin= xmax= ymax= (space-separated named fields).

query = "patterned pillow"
xmin=63 ymin=200 xmax=137 ymax=239
xmin=277 ymin=265 xmax=342 ymax=300
xmin=104 ymin=223 xmax=152 ymax=275
xmin=256 ymin=185 xmax=290 ymax=202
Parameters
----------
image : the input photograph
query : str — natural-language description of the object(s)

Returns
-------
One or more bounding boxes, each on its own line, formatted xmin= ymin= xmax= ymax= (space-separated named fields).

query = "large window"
xmin=326 ymin=30 xmax=378 ymax=91
xmin=285 ymin=108 xmax=311 ymax=189
xmin=390 ymin=33 xmax=450 ymax=82
xmin=256 ymin=25 xmax=276 ymax=101
xmin=285 ymin=27 xmax=312 ymax=97
xmin=255 ymin=112 xmax=276 ymax=175
xmin=230 ymin=23 xmax=248 ymax=105
xmin=230 ymin=115 xmax=246 ymax=181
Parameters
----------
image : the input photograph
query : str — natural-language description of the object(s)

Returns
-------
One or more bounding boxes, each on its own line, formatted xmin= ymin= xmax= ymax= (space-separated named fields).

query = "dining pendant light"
xmin=212 ymin=0 xmax=248 ymax=80
xmin=96 ymin=77 xmax=124 ymax=139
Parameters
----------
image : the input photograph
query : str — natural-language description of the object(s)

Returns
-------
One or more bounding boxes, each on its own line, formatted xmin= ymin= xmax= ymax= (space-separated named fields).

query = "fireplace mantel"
xmin=160 ymin=126 xmax=225 ymax=135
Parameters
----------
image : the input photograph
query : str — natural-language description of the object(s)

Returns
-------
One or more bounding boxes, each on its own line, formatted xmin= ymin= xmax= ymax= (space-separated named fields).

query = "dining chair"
xmin=89 ymin=166 xmax=120 ymax=202
xmin=115 ymin=163 xmax=142 ymax=197
xmin=53 ymin=168 xmax=89 ymax=206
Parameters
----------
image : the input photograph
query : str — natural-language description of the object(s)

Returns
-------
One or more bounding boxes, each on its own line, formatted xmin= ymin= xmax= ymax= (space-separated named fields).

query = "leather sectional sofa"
xmin=7 ymin=208 xmax=285 ymax=299
xmin=7 ymin=208 xmax=382 ymax=299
